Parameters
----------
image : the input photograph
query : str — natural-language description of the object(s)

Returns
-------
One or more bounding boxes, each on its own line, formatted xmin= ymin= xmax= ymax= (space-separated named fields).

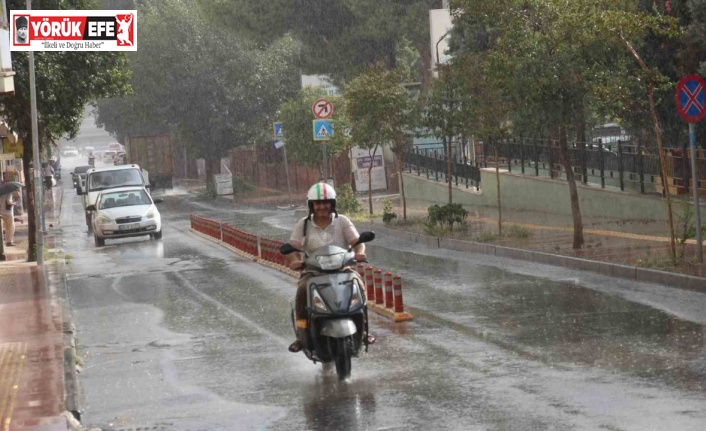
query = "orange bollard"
xmin=365 ymin=266 xmax=375 ymax=301
xmin=374 ymin=269 xmax=384 ymax=305
xmin=384 ymin=272 xmax=394 ymax=309
xmin=356 ymin=263 xmax=365 ymax=278
xmin=393 ymin=275 xmax=405 ymax=313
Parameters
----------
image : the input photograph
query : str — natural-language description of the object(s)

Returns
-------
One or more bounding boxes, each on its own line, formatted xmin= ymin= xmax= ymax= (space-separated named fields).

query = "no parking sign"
xmin=675 ymin=74 xmax=706 ymax=123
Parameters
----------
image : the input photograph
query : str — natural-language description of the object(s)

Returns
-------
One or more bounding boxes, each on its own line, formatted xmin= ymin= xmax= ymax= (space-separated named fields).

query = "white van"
xmin=82 ymin=164 xmax=148 ymax=230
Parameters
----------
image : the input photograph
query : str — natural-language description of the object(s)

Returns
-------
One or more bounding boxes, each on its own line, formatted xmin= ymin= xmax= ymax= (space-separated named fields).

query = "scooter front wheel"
xmin=334 ymin=336 xmax=353 ymax=381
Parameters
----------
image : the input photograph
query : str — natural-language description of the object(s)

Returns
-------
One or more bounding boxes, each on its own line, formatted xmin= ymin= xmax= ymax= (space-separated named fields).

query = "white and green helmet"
xmin=306 ymin=182 xmax=337 ymax=216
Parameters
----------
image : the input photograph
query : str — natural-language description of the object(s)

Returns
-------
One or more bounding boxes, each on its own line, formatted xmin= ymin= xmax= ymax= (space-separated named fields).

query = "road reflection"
xmin=301 ymin=374 xmax=377 ymax=431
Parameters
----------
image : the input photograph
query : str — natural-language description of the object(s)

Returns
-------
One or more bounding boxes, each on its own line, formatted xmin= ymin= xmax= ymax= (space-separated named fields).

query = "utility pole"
xmin=27 ymin=0 xmax=44 ymax=266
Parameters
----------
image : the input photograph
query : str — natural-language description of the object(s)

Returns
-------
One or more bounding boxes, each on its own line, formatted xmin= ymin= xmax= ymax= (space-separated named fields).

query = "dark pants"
xmin=44 ymin=176 xmax=53 ymax=189
xmin=295 ymin=275 xmax=310 ymax=321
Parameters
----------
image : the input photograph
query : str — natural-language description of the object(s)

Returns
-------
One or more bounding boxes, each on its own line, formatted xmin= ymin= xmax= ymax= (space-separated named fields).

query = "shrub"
xmin=504 ymin=225 xmax=531 ymax=239
xmin=423 ymin=220 xmax=449 ymax=236
xmin=382 ymin=199 xmax=397 ymax=224
xmin=233 ymin=176 xmax=256 ymax=194
xmin=427 ymin=203 xmax=468 ymax=229
xmin=337 ymin=183 xmax=362 ymax=215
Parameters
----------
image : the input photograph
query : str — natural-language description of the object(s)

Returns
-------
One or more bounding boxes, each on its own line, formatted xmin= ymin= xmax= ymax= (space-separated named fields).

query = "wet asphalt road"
xmin=59 ymin=161 xmax=706 ymax=430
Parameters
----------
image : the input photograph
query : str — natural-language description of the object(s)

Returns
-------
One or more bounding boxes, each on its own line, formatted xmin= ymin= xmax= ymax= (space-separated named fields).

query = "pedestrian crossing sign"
xmin=313 ymin=120 xmax=333 ymax=141
xmin=273 ymin=122 xmax=284 ymax=140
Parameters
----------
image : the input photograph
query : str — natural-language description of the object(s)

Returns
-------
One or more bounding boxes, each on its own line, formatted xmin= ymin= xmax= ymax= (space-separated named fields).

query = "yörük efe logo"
xmin=10 ymin=10 xmax=137 ymax=52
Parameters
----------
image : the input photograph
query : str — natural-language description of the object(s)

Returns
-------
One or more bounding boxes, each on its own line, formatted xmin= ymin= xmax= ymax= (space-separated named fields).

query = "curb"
xmin=47 ymin=186 xmax=83 ymax=424
xmin=358 ymin=223 xmax=706 ymax=292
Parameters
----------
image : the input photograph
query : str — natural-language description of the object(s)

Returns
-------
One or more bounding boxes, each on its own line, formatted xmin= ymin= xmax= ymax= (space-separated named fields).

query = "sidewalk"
xmin=0 ymin=186 xmax=76 ymax=431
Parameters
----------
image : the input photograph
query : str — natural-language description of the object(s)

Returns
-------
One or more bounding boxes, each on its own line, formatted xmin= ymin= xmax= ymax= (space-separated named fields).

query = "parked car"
xmin=72 ymin=165 xmax=93 ymax=194
xmin=63 ymin=146 xmax=79 ymax=157
xmin=86 ymin=186 xmax=163 ymax=246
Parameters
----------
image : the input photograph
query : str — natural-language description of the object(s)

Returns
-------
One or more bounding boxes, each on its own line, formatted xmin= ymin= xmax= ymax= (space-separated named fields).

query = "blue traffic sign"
xmin=676 ymin=75 xmax=706 ymax=123
xmin=313 ymin=120 xmax=333 ymax=141
xmin=273 ymin=122 xmax=284 ymax=140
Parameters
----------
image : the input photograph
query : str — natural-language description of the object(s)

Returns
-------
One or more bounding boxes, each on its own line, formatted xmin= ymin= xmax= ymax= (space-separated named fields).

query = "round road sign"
xmin=676 ymin=74 xmax=706 ymax=123
xmin=312 ymin=98 xmax=334 ymax=119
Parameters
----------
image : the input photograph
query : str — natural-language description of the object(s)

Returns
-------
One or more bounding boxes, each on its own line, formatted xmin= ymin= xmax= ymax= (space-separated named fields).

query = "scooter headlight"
xmin=312 ymin=288 xmax=329 ymax=313
xmin=349 ymin=289 xmax=361 ymax=308
xmin=315 ymin=253 xmax=345 ymax=270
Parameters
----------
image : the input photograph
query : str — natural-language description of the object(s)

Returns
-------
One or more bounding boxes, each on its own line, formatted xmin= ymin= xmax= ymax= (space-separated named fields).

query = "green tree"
xmin=95 ymin=0 xmax=300 ymax=192
xmin=344 ymin=64 xmax=417 ymax=216
xmin=0 ymin=0 xmax=130 ymax=261
xmin=205 ymin=0 xmax=441 ymax=93
xmin=449 ymin=0 xmax=681 ymax=250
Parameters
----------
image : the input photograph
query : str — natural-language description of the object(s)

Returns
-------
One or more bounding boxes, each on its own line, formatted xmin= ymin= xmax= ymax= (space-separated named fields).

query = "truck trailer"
xmin=125 ymin=134 xmax=174 ymax=189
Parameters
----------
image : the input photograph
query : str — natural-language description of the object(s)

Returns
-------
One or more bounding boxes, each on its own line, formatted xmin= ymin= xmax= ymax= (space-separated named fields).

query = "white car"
xmin=63 ymin=146 xmax=79 ymax=157
xmin=86 ymin=186 xmax=163 ymax=246
xmin=82 ymin=164 xmax=148 ymax=230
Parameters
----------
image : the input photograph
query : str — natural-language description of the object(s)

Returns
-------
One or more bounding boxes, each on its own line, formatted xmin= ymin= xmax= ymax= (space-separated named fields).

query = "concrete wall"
xmin=403 ymin=169 xmax=698 ymax=221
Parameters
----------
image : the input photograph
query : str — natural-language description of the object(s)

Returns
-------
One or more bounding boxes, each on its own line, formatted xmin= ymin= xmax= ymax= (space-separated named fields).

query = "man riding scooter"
xmin=286 ymin=182 xmax=373 ymax=353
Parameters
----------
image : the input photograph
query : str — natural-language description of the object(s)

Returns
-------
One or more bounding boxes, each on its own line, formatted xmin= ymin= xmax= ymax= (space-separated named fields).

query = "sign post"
xmin=676 ymin=74 xmax=706 ymax=263
xmin=272 ymin=122 xmax=292 ymax=206
xmin=312 ymin=99 xmax=334 ymax=182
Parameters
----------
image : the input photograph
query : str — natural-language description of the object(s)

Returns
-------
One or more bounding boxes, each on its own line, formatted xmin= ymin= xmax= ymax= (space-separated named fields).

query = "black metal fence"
xmin=404 ymin=137 xmax=706 ymax=196
xmin=403 ymin=148 xmax=481 ymax=190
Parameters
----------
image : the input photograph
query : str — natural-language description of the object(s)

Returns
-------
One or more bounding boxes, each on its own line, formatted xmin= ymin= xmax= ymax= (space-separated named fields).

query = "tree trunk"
xmin=619 ymin=34 xmax=676 ymax=262
xmin=649 ymin=82 xmax=677 ymax=262
xmin=494 ymin=138 xmax=502 ymax=235
xmin=204 ymin=154 xmax=221 ymax=196
xmin=22 ymin=140 xmax=36 ymax=262
xmin=392 ymin=129 xmax=407 ymax=220
xmin=367 ymin=164 xmax=373 ymax=215
xmin=576 ymin=107 xmax=587 ymax=184
xmin=367 ymin=146 xmax=379 ymax=216
xmin=446 ymin=136 xmax=453 ymax=204
xmin=558 ymin=126 xmax=584 ymax=249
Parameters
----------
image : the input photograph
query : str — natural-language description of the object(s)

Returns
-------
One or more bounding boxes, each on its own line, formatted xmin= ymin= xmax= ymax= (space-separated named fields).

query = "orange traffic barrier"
xmin=393 ymin=275 xmax=405 ymax=313
xmin=374 ymin=269 xmax=384 ymax=305
xmin=190 ymin=213 xmax=412 ymax=322
xmin=365 ymin=266 xmax=375 ymax=301
xmin=356 ymin=263 xmax=365 ymax=278
xmin=384 ymin=272 xmax=393 ymax=309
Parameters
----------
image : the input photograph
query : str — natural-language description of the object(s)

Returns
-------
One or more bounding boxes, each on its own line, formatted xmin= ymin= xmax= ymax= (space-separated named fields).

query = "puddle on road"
xmin=367 ymin=247 xmax=706 ymax=393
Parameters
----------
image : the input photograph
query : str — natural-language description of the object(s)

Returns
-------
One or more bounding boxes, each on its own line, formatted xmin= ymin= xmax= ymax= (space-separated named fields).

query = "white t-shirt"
xmin=290 ymin=214 xmax=359 ymax=254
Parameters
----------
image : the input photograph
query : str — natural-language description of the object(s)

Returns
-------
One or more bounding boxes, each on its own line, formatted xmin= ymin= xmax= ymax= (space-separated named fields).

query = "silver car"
xmin=86 ymin=186 xmax=163 ymax=247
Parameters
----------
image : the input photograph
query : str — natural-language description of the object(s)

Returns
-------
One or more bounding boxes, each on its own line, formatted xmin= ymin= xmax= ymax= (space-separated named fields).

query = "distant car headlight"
xmin=315 ymin=253 xmax=345 ymax=270
xmin=95 ymin=214 xmax=112 ymax=225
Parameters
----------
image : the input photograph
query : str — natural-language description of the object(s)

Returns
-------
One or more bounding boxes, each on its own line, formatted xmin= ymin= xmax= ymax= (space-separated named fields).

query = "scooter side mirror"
xmin=354 ymin=231 xmax=375 ymax=246
xmin=280 ymin=243 xmax=301 ymax=255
